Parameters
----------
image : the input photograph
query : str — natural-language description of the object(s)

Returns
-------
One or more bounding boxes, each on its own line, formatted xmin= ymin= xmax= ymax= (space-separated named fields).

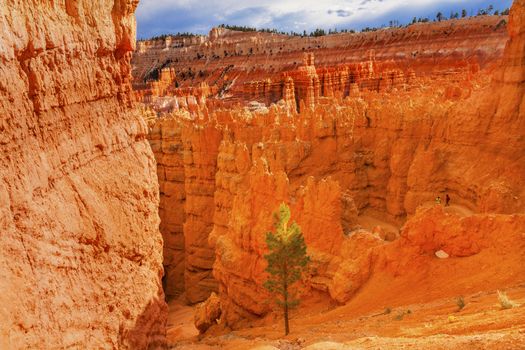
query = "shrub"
xmin=498 ymin=290 xmax=518 ymax=310
xmin=456 ymin=296 xmax=465 ymax=311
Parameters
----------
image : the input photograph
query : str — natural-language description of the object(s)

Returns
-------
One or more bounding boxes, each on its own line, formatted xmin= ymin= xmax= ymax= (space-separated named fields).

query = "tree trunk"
xmin=283 ymin=263 xmax=289 ymax=335
xmin=284 ymin=301 xmax=289 ymax=335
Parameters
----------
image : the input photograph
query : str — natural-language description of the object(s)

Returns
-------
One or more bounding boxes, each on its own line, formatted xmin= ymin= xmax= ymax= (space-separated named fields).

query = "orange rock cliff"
xmin=1 ymin=1 xmax=166 ymax=348
xmin=1 ymin=0 xmax=523 ymax=348
xmin=137 ymin=2 xmax=525 ymax=334
xmin=133 ymin=15 xmax=509 ymax=111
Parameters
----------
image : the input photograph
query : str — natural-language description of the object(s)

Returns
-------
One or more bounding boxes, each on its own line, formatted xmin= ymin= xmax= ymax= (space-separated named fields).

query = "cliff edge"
xmin=0 ymin=1 xmax=166 ymax=348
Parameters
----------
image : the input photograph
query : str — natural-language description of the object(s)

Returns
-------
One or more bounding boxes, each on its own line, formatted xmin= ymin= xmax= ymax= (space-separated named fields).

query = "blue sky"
xmin=136 ymin=0 xmax=514 ymax=39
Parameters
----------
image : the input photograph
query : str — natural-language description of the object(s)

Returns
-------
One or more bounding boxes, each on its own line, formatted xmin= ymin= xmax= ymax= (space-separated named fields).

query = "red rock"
xmin=378 ymin=206 xmax=525 ymax=282
xmin=194 ymin=292 xmax=221 ymax=333
xmin=149 ymin=118 xmax=186 ymax=299
xmin=1 ymin=0 xmax=166 ymax=348
xmin=328 ymin=230 xmax=385 ymax=303
xmin=133 ymin=16 xmax=508 ymax=112
xmin=140 ymin=2 xmax=525 ymax=330
xmin=182 ymin=122 xmax=222 ymax=304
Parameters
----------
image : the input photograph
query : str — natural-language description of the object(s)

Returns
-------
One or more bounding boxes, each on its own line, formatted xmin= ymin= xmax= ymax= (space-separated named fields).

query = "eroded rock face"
xmin=182 ymin=123 xmax=222 ymax=303
xmin=141 ymin=1 xmax=524 ymax=329
xmin=147 ymin=67 xmax=524 ymax=323
xmin=133 ymin=15 xmax=508 ymax=112
xmin=150 ymin=117 xmax=221 ymax=304
xmin=377 ymin=206 xmax=525 ymax=299
xmin=149 ymin=118 xmax=186 ymax=299
xmin=194 ymin=292 xmax=221 ymax=333
xmin=0 ymin=1 xmax=166 ymax=348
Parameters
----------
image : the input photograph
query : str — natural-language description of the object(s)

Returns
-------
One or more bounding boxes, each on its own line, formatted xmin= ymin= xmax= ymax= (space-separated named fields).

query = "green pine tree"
xmin=264 ymin=203 xmax=310 ymax=336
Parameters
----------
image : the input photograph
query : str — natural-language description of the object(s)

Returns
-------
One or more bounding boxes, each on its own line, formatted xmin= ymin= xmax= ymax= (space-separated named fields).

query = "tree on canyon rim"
xmin=264 ymin=203 xmax=310 ymax=336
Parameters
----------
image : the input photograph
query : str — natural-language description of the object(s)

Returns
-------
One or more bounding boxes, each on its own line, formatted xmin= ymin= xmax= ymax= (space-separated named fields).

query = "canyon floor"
xmin=3 ymin=0 xmax=524 ymax=348
xmin=167 ymin=283 xmax=525 ymax=349
xmin=165 ymin=207 xmax=525 ymax=350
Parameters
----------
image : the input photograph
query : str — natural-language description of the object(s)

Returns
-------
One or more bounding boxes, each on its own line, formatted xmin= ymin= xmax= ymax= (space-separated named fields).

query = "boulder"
xmin=194 ymin=292 xmax=222 ymax=333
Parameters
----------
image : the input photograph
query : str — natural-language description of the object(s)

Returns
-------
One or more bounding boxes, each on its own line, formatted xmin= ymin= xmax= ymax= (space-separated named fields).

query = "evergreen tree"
xmin=462 ymin=9 xmax=467 ymax=18
xmin=264 ymin=203 xmax=310 ymax=336
xmin=310 ymin=28 xmax=326 ymax=37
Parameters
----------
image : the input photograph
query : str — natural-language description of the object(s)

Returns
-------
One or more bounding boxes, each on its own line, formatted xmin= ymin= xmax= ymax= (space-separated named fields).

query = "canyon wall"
xmin=151 ymin=71 xmax=524 ymax=324
xmin=133 ymin=15 xmax=509 ymax=111
xmin=0 ymin=1 xmax=166 ymax=348
xmin=141 ymin=15 xmax=514 ymax=307
xmin=149 ymin=119 xmax=186 ymax=299
xmin=139 ymin=4 xmax=524 ymax=329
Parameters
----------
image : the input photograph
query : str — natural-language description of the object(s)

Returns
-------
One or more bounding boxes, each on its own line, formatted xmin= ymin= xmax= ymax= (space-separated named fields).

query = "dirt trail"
xmin=444 ymin=204 xmax=475 ymax=217
xmin=420 ymin=202 xmax=475 ymax=217
xmin=357 ymin=201 xmax=475 ymax=238
xmin=167 ymin=203 xmax=523 ymax=349
xmin=356 ymin=214 xmax=400 ymax=235
xmin=166 ymin=297 xmax=199 ymax=344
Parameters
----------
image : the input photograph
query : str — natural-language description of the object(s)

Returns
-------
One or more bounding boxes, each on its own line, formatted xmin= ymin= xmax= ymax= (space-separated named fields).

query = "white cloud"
xmin=136 ymin=0 xmax=511 ymax=37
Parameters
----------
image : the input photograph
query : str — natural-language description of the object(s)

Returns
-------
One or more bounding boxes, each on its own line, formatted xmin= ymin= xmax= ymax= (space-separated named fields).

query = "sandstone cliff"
xmin=149 ymin=76 xmax=524 ymax=325
xmin=140 ymin=5 xmax=524 ymax=331
xmin=0 ymin=1 xmax=166 ymax=348
xmin=133 ymin=15 xmax=509 ymax=111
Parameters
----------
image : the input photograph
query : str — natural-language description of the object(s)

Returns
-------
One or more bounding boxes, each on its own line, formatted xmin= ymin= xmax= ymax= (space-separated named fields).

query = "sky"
xmin=136 ymin=0 xmax=514 ymax=39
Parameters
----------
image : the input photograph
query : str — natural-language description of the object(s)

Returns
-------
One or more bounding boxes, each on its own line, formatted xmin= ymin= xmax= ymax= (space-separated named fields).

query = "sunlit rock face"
xmin=0 ymin=1 xmax=167 ymax=348
xmin=137 ymin=2 xmax=524 ymax=329
xmin=133 ymin=15 xmax=508 ymax=112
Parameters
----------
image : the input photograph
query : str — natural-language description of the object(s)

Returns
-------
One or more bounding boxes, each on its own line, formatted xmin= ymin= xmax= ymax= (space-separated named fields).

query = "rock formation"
xmin=133 ymin=15 xmax=509 ymax=112
xmin=149 ymin=119 xmax=186 ymax=299
xmin=181 ymin=123 xmax=222 ymax=303
xmin=194 ymin=292 xmax=221 ymax=333
xmin=0 ymin=1 xmax=167 ymax=348
xmin=147 ymin=76 xmax=524 ymax=325
xmin=137 ymin=3 xmax=524 ymax=333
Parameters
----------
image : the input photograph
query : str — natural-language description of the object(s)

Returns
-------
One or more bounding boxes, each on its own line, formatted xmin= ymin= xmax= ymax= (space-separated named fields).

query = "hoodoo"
xmin=133 ymin=15 xmax=509 ymax=111
xmin=2 ymin=0 xmax=524 ymax=349
xmin=137 ymin=1 xmax=524 ymax=348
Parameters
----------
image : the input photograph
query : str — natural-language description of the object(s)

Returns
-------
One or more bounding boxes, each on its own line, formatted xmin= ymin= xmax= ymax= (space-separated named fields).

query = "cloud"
xmin=226 ymin=7 xmax=274 ymax=28
xmin=328 ymin=9 xmax=353 ymax=17
xmin=136 ymin=0 xmax=513 ymax=38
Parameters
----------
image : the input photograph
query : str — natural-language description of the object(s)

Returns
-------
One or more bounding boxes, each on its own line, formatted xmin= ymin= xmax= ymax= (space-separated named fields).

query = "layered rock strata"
xmin=142 ymin=3 xmax=524 ymax=329
xmin=149 ymin=65 xmax=523 ymax=323
xmin=181 ymin=124 xmax=222 ymax=303
xmin=133 ymin=15 xmax=509 ymax=112
xmin=150 ymin=117 xmax=221 ymax=303
xmin=149 ymin=119 xmax=186 ymax=299
xmin=0 ymin=1 xmax=166 ymax=348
